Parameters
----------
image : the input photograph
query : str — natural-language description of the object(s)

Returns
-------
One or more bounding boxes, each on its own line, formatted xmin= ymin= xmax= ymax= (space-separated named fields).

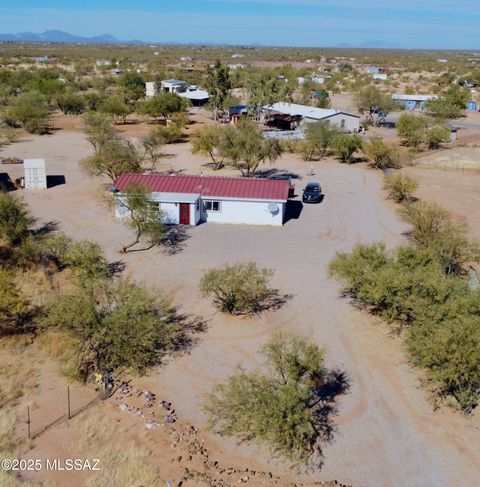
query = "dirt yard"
xmin=1 ymin=126 xmax=480 ymax=487
xmin=403 ymin=164 xmax=480 ymax=240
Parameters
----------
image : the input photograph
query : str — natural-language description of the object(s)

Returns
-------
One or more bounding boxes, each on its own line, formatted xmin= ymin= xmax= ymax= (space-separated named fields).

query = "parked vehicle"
xmin=302 ymin=182 xmax=323 ymax=203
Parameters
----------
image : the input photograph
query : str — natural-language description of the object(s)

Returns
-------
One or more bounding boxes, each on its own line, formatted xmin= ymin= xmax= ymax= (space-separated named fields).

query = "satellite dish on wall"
xmin=268 ymin=203 xmax=280 ymax=215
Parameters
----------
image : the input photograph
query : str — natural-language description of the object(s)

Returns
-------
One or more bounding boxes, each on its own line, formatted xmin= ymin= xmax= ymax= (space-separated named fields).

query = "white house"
xmin=24 ymin=159 xmax=47 ymax=190
xmin=160 ymin=79 xmax=189 ymax=93
xmin=145 ymin=81 xmax=157 ymax=97
xmin=113 ymin=174 xmax=291 ymax=227
xmin=263 ymin=102 xmax=360 ymax=132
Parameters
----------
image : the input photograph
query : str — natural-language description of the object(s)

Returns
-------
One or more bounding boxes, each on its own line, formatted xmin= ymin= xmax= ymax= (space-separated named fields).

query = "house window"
xmin=204 ymin=200 xmax=221 ymax=212
xmin=196 ymin=200 xmax=200 ymax=211
xmin=340 ymin=119 xmax=346 ymax=129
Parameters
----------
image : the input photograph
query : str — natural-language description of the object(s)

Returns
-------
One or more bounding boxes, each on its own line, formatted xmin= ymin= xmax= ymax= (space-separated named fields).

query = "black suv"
xmin=302 ymin=182 xmax=323 ymax=203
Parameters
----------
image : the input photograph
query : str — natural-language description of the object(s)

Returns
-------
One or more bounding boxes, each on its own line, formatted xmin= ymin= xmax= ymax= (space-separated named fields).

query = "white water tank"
xmin=24 ymin=159 xmax=47 ymax=189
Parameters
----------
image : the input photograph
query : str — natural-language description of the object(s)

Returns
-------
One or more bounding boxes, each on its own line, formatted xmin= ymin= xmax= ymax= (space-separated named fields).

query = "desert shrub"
xmin=156 ymin=123 xmax=183 ymax=144
xmin=0 ymin=268 xmax=33 ymax=336
xmin=0 ymin=193 xmax=33 ymax=245
xmin=397 ymin=114 xmax=425 ymax=148
xmin=99 ymin=95 xmax=130 ymax=125
xmin=402 ymin=202 xmax=480 ymax=276
xmin=329 ymin=220 xmax=480 ymax=410
xmin=364 ymin=138 xmax=401 ymax=169
xmin=7 ymin=90 xmax=49 ymax=133
xmin=200 ymin=262 xmax=273 ymax=315
xmin=63 ymin=240 xmax=110 ymax=280
xmin=304 ymin=121 xmax=340 ymax=159
xmin=43 ymin=278 xmax=176 ymax=379
xmin=204 ymin=333 xmax=349 ymax=466
xmin=56 ymin=91 xmax=85 ymax=115
xmin=331 ymin=133 xmax=362 ymax=163
xmin=384 ymin=172 xmax=417 ymax=202
xmin=425 ymin=126 xmax=450 ymax=149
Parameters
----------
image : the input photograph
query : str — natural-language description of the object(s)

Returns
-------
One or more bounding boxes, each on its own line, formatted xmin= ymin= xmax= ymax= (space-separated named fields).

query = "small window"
xmin=204 ymin=200 xmax=221 ymax=212
xmin=196 ymin=200 xmax=200 ymax=211
xmin=340 ymin=119 xmax=346 ymax=128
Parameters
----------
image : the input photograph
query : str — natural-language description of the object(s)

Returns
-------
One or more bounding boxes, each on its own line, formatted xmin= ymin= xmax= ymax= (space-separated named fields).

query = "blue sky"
xmin=1 ymin=1 xmax=479 ymax=48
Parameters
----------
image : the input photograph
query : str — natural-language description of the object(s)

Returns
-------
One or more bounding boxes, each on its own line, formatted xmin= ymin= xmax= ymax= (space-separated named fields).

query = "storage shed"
xmin=24 ymin=159 xmax=47 ymax=190
xmin=113 ymin=174 xmax=291 ymax=226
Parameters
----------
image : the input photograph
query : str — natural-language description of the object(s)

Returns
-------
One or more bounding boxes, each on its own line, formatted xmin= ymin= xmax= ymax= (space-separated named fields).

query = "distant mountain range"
xmin=0 ymin=30 xmax=408 ymax=49
xmin=0 ymin=30 xmax=144 ymax=45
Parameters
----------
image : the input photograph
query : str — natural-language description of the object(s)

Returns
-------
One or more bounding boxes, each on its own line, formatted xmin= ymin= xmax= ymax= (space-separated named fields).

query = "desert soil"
xmin=1 ymin=118 xmax=480 ymax=486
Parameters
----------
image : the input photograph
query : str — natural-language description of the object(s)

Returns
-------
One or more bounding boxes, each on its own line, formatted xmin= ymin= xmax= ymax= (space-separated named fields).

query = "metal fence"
xmin=27 ymin=385 xmax=102 ymax=440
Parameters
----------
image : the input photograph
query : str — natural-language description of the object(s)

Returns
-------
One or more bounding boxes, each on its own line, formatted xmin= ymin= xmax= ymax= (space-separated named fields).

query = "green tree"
xmin=425 ymin=126 xmax=450 ymax=149
xmin=407 ymin=313 xmax=480 ymax=411
xmin=205 ymin=60 xmax=231 ymax=120
xmin=81 ymin=138 xmax=141 ymax=183
xmin=115 ymin=183 xmax=165 ymax=253
xmin=63 ymin=240 xmax=111 ymax=281
xmin=8 ymin=90 xmax=49 ymax=133
xmin=83 ymin=111 xmax=116 ymax=153
xmin=200 ymin=262 xmax=273 ymax=315
xmin=119 ymin=72 xmax=146 ymax=105
xmin=331 ymin=133 xmax=362 ymax=163
xmin=384 ymin=172 xmax=418 ymax=202
xmin=43 ymin=277 xmax=176 ymax=379
xmin=56 ymin=91 xmax=85 ymax=115
xmin=364 ymin=138 xmax=401 ymax=169
xmin=99 ymin=95 xmax=131 ymax=125
xmin=191 ymin=124 xmax=228 ymax=169
xmin=141 ymin=129 xmax=165 ymax=172
xmin=304 ymin=121 xmax=340 ymax=159
xmin=222 ymin=120 xmax=283 ymax=176
xmin=138 ymin=92 xmax=186 ymax=123
xmin=247 ymin=73 xmax=293 ymax=112
xmin=402 ymin=202 xmax=480 ymax=276
xmin=356 ymin=86 xmax=393 ymax=125
xmin=204 ymin=333 xmax=349 ymax=465
xmin=0 ymin=193 xmax=32 ymax=245
xmin=396 ymin=113 xmax=426 ymax=148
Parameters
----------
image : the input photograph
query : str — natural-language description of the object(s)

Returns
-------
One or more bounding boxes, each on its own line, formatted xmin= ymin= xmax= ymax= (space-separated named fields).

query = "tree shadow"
xmin=254 ymin=168 xmax=302 ymax=180
xmin=32 ymin=220 xmax=59 ymax=236
xmin=308 ymin=369 xmax=351 ymax=469
xmin=170 ymin=311 xmax=209 ymax=356
xmin=160 ymin=225 xmax=191 ymax=255
xmin=250 ymin=289 xmax=294 ymax=315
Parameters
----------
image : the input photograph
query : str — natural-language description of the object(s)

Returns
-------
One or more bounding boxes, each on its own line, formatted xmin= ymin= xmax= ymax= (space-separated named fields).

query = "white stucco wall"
xmin=116 ymin=195 xmax=284 ymax=226
xmin=200 ymin=199 xmax=285 ymax=226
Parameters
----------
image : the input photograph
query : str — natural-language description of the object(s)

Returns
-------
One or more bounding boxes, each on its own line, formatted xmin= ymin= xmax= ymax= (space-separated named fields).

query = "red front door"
xmin=179 ymin=203 xmax=190 ymax=225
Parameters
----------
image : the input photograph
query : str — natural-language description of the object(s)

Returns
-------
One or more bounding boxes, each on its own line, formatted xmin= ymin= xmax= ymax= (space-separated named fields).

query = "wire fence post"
xmin=67 ymin=386 xmax=71 ymax=420
xmin=27 ymin=406 xmax=31 ymax=440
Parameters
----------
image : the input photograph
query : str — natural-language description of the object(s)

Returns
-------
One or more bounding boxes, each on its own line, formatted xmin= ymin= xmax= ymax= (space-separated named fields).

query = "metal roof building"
xmin=263 ymin=102 xmax=360 ymax=132
xmin=114 ymin=174 xmax=291 ymax=226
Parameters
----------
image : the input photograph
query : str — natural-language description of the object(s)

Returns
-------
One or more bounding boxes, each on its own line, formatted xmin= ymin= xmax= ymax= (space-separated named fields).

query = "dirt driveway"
xmin=2 ymin=130 xmax=479 ymax=487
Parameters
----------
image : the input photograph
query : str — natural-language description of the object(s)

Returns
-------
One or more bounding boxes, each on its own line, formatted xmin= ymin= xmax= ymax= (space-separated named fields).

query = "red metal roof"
xmin=114 ymin=173 xmax=290 ymax=201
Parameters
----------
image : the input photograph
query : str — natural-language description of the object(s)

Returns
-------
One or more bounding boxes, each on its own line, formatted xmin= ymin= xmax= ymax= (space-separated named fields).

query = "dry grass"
xmin=36 ymin=329 xmax=82 ymax=380
xmin=15 ymin=269 xmax=55 ymax=309
xmin=0 ymin=355 xmax=39 ymax=408
xmin=72 ymin=409 xmax=160 ymax=487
